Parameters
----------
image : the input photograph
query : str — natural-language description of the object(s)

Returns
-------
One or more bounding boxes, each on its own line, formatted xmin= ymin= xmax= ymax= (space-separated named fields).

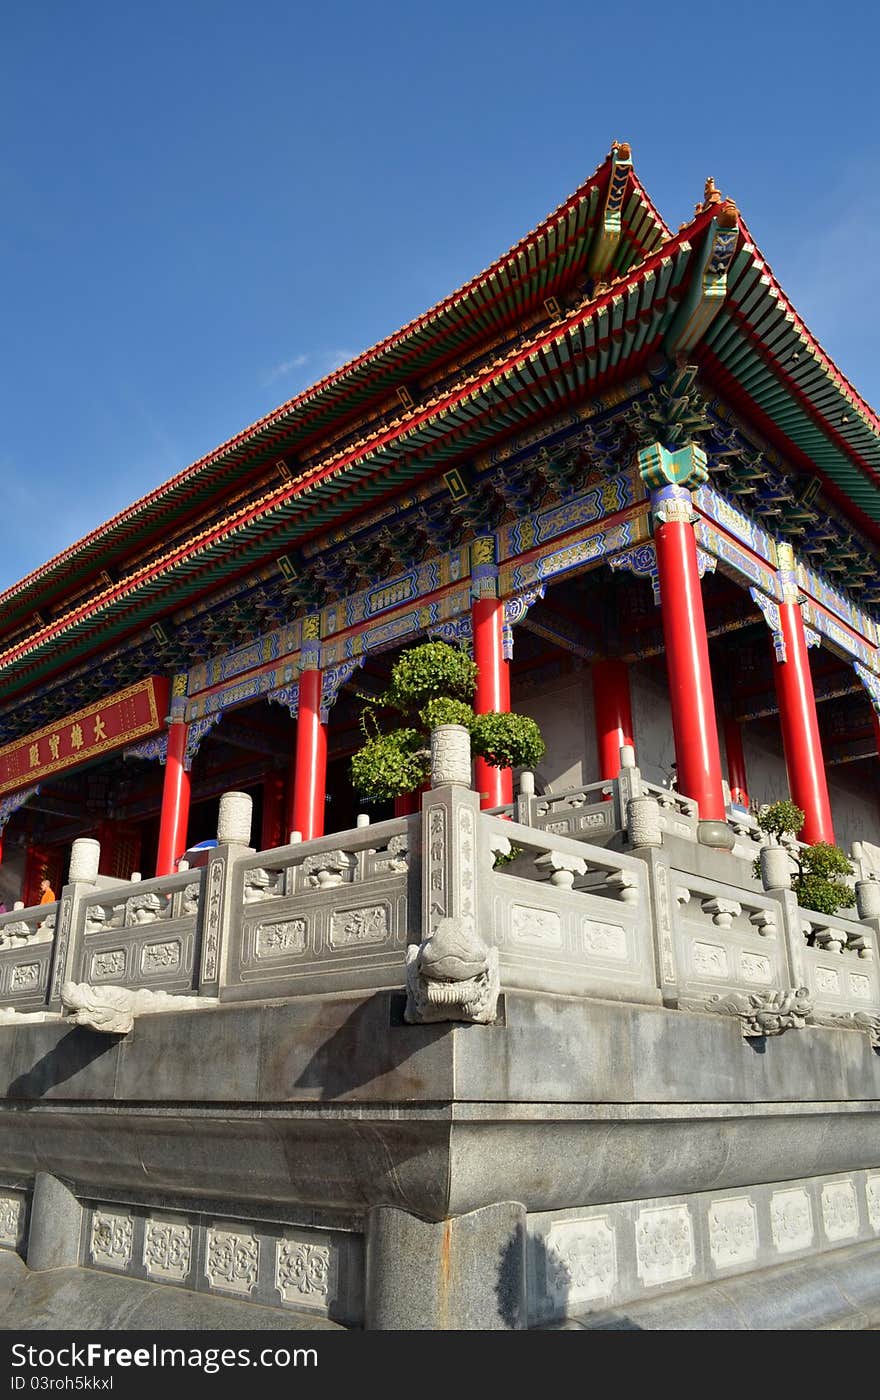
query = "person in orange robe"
xmin=39 ymin=877 xmax=56 ymax=904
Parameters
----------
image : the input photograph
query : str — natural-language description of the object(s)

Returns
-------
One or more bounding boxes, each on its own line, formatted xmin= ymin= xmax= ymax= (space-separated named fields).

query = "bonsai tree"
xmin=350 ymin=640 xmax=545 ymax=802
xmin=754 ymin=800 xmax=854 ymax=917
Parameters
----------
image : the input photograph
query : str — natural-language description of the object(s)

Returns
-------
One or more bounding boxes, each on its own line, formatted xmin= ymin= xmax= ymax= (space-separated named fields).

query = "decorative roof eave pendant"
xmin=664 ymin=179 xmax=741 ymax=355
xmin=585 ymin=141 xmax=633 ymax=283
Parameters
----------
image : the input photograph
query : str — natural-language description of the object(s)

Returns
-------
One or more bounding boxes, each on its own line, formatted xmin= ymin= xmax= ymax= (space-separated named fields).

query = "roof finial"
xmin=703 ymin=176 xmax=723 ymax=208
xmin=610 ymin=140 xmax=632 ymax=161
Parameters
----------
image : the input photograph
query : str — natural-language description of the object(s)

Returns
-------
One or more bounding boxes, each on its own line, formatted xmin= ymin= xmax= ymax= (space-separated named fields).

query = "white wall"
xmin=514 ymin=672 xmax=593 ymax=793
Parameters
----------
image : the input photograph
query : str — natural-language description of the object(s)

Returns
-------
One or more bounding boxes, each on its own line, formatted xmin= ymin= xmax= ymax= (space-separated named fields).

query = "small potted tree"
xmin=350 ymin=641 xmax=545 ymax=801
xmin=754 ymin=800 xmax=855 ymax=916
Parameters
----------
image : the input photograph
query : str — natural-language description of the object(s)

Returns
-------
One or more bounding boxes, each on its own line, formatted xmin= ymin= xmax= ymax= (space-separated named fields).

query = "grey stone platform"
xmin=0 ymin=771 xmax=877 ymax=1328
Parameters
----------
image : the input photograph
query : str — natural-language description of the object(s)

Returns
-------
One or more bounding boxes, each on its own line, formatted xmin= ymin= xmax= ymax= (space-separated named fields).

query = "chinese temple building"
xmin=1 ymin=143 xmax=878 ymax=901
xmin=3 ymin=143 xmax=880 ymax=1332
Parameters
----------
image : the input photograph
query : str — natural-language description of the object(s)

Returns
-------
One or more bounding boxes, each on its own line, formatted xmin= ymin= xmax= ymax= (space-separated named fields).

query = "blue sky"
xmin=2 ymin=0 xmax=878 ymax=590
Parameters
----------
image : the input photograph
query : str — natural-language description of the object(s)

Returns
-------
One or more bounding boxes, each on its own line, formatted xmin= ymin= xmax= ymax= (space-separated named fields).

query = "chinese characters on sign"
xmin=0 ymin=678 xmax=169 ymax=797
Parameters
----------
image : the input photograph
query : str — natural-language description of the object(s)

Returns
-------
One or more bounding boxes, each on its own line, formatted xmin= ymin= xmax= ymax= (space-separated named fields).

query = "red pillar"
xmin=472 ymin=597 xmax=513 ymax=809
xmin=652 ymin=485 xmax=727 ymax=827
xmin=291 ymin=669 xmax=327 ymax=840
xmin=261 ymin=771 xmax=285 ymax=851
xmin=592 ymin=660 xmax=634 ymax=780
xmin=723 ymin=717 xmax=749 ymax=808
xmin=872 ymin=710 xmax=880 ymax=756
xmin=156 ymin=721 xmax=191 ymax=876
xmin=773 ymin=594 xmax=834 ymax=845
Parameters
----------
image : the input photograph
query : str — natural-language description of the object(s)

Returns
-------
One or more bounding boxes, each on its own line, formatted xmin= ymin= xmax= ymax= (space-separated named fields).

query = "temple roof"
xmin=0 ymin=144 xmax=666 ymax=633
xmin=0 ymin=145 xmax=878 ymax=706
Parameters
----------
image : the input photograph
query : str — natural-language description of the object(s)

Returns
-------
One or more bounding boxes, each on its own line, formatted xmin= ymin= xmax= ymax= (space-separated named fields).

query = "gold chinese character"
xmin=93 ymin=716 xmax=107 ymax=743
xmin=28 ymin=742 xmax=40 ymax=768
xmin=70 ymin=723 xmax=84 ymax=751
xmin=48 ymin=733 xmax=60 ymax=761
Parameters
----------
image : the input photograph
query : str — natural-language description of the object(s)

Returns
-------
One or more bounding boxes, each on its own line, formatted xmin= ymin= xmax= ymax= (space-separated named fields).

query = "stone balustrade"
xmin=0 ymin=764 xmax=876 ymax=1048
xmin=0 ymin=903 xmax=57 ymax=1010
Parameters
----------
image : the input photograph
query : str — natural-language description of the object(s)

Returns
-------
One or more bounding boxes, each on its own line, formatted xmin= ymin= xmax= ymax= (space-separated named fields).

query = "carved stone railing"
xmin=725 ymin=808 xmax=767 ymax=862
xmin=0 ymin=902 xmax=58 ymax=1010
xmin=500 ymin=754 xmax=702 ymax=850
xmin=479 ymin=812 xmax=659 ymax=1004
xmin=223 ymin=816 xmax=417 ymax=1001
xmin=515 ymin=778 xmax=620 ymax=844
xmin=648 ymin=864 xmax=790 ymax=1013
xmin=794 ymin=907 xmax=879 ymax=1021
xmin=640 ymin=782 xmax=700 ymax=842
xmin=1 ymin=774 xmax=878 ymax=1046
xmin=72 ymin=871 xmax=205 ymax=995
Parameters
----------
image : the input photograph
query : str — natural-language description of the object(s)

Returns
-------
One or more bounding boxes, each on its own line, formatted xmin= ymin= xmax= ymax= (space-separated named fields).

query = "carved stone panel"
xmin=141 ymin=941 xmax=181 ymax=973
xmin=91 ymin=950 xmax=126 ymax=981
xmin=740 ymin=953 xmax=773 ymax=986
xmin=691 ymin=942 xmax=730 ymax=980
xmin=275 ymin=1239 xmax=333 ymax=1306
xmin=202 ymin=858 xmax=225 ymax=982
xmin=255 ymin=919 xmax=308 ymax=959
xmin=143 ymin=1220 xmax=193 ymax=1281
xmin=821 ymin=1180 xmax=859 ymax=1242
xmin=427 ymin=806 xmax=447 ymax=926
xmin=770 ymin=1188 xmax=814 ymax=1254
xmin=814 ymin=966 xmax=841 ymax=996
xmin=90 ymin=1211 xmax=133 ymax=1270
xmin=850 ymin=974 xmax=872 ymax=1001
xmin=707 ymin=1197 xmax=758 ymax=1270
xmin=0 ymin=1196 xmax=21 ymax=1247
xmin=580 ymin=921 xmax=628 ymax=960
xmin=458 ymin=803 xmax=476 ymax=936
xmin=10 ymin=963 xmax=40 ymax=990
xmin=329 ymin=904 xmax=389 ymax=949
xmin=635 ymin=1205 xmax=695 ymax=1288
xmin=510 ymin=905 xmax=562 ymax=949
xmin=866 ymin=1175 xmax=880 ymax=1233
xmin=205 ymin=1228 xmax=259 ymax=1296
xmin=546 ymin=1217 xmax=617 ymax=1308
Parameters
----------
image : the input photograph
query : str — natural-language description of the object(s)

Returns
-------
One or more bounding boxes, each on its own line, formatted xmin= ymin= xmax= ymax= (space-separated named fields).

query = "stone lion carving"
xmin=61 ymin=982 xmax=216 ymax=1035
xmin=405 ymin=917 xmax=500 ymax=1025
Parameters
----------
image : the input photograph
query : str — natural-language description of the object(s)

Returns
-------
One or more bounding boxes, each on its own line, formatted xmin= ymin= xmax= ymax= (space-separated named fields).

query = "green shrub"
xmin=385 ymin=643 xmax=477 ymax=714
xmin=795 ymin=842 xmax=854 ymax=917
xmin=471 ymin=711 xmax=545 ymax=770
xmin=755 ymin=800 xmax=805 ymax=842
xmin=753 ymin=803 xmax=854 ymax=917
xmin=350 ymin=640 xmax=544 ymax=800
xmin=420 ymin=697 xmax=474 ymax=731
xmin=350 ymin=730 xmax=430 ymax=802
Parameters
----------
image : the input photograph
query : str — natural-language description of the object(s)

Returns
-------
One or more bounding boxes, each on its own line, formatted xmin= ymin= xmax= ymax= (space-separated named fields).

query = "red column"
xmin=156 ymin=721 xmax=191 ymax=875
xmin=872 ymin=710 xmax=880 ymax=756
xmin=261 ymin=772 xmax=285 ymax=851
xmin=472 ymin=597 xmax=513 ymax=810
xmin=592 ymin=660 xmax=634 ymax=780
xmin=291 ymin=669 xmax=327 ymax=840
xmin=773 ymin=595 xmax=834 ymax=845
xmin=652 ymin=485 xmax=727 ymax=828
xmin=723 ymin=717 xmax=749 ymax=808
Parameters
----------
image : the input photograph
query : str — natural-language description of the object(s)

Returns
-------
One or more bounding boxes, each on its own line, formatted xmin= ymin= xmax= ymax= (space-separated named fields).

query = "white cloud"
xmin=264 ymin=352 xmax=310 ymax=385
xmin=263 ymin=348 xmax=359 ymax=391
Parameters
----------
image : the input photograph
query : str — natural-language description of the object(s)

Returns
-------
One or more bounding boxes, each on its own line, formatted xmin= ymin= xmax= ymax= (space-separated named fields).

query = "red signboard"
xmin=0 ymin=677 xmax=169 ymax=797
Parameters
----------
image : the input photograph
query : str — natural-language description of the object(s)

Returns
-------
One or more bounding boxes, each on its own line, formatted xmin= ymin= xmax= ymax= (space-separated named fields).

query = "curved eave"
xmin=700 ymin=223 xmax=880 ymax=524
xmin=0 ymin=232 xmax=695 ymax=702
xmin=0 ymin=150 xmax=668 ymax=628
